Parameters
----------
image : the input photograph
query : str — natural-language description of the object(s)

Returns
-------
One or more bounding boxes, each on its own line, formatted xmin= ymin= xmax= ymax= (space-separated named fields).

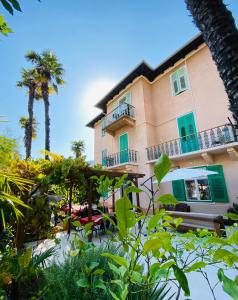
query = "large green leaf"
xmin=115 ymin=195 xmax=136 ymax=239
xmin=218 ymin=269 xmax=238 ymax=300
xmin=101 ymin=253 xmax=129 ymax=268
xmin=214 ymin=249 xmax=238 ymax=267
xmin=225 ymin=213 xmax=238 ymax=221
xmin=185 ymin=261 xmax=207 ymax=273
xmin=154 ymin=154 xmax=171 ymax=185
xmin=172 ymin=265 xmax=190 ymax=296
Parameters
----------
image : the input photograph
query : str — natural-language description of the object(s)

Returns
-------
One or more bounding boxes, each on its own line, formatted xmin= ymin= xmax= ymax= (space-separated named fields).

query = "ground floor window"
xmin=185 ymin=178 xmax=211 ymax=201
xmin=172 ymin=164 xmax=228 ymax=203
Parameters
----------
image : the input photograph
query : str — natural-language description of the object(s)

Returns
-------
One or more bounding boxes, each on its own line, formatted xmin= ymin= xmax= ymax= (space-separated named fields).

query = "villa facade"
xmin=87 ymin=34 xmax=238 ymax=214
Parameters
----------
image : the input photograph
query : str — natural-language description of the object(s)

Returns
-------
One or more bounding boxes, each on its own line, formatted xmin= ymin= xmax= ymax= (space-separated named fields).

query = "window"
xmin=172 ymin=165 xmax=229 ymax=203
xmin=185 ymin=178 xmax=211 ymax=201
xmin=101 ymin=149 xmax=107 ymax=166
xmin=101 ymin=118 xmax=106 ymax=137
xmin=171 ymin=66 xmax=189 ymax=96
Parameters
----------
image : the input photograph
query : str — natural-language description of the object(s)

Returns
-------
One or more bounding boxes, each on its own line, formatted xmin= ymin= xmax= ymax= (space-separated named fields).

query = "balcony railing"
xmin=102 ymin=103 xmax=135 ymax=130
xmin=103 ymin=149 xmax=138 ymax=167
xmin=146 ymin=124 xmax=237 ymax=161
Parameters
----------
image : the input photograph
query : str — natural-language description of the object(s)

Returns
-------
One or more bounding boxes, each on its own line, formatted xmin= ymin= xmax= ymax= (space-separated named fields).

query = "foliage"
xmin=0 ymin=136 xmax=18 ymax=170
xmin=91 ymin=154 xmax=238 ymax=300
xmin=0 ymin=15 xmax=12 ymax=37
xmin=41 ymin=242 xmax=122 ymax=300
xmin=0 ymin=172 xmax=32 ymax=229
xmin=0 ymin=245 xmax=55 ymax=299
xmin=19 ymin=117 xmax=38 ymax=140
xmin=71 ymin=140 xmax=85 ymax=158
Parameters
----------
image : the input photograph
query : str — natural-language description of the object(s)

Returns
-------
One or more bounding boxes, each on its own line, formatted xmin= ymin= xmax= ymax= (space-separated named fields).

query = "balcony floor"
xmin=104 ymin=115 xmax=135 ymax=135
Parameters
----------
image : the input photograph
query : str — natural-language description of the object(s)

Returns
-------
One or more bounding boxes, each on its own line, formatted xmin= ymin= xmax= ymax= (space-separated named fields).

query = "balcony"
xmin=103 ymin=149 xmax=138 ymax=170
xmin=146 ymin=124 xmax=238 ymax=162
xmin=102 ymin=103 xmax=135 ymax=135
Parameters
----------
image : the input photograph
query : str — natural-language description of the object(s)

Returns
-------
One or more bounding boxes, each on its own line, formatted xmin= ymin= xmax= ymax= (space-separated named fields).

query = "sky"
xmin=1 ymin=0 xmax=238 ymax=161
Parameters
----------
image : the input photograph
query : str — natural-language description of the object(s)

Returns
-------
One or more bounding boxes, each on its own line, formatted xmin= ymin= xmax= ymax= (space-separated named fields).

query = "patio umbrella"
xmin=153 ymin=167 xmax=218 ymax=184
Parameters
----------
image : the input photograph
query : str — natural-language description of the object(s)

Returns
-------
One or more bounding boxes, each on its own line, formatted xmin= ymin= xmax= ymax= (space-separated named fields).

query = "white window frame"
xmin=170 ymin=66 xmax=189 ymax=96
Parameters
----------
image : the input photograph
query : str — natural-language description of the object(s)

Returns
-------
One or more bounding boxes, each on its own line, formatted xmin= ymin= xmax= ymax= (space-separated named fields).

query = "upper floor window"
xmin=101 ymin=118 xmax=106 ymax=137
xmin=171 ymin=66 xmax=189 ymax=96
xmin=119 ymin=91 xmax=131 ymax=105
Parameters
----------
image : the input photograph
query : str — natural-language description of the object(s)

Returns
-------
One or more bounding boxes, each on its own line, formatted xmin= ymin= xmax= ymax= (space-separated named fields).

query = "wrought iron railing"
xmin=146 ymin=124 xmax=237 ymax=161
xmin=102 ymin=103 xmax=135 ymax=130
xmin=103 ymin=149 xmax=138 ymax=167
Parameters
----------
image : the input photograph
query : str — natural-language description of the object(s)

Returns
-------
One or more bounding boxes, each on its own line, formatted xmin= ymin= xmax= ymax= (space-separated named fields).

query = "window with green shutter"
xmin=101 ymin=118 xmax=106 ymax=137
xmin=101 ymin=149 xmax=107 ymax=166
xmin=206 ymin=165 xmax=229 ymax=203
xmin=172 ymin=180 xmax=187 ymax=201
xmin=171 ymin=66 xmax=189 ymax=96
xmin=172 ymin=165 xmax=229 ymax=203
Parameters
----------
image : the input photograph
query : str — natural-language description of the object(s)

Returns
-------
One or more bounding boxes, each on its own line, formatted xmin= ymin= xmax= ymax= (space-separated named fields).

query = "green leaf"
xmin=157 ymin=194 xmax=178 ymax=205
xmin=0 ymin=15 xmax=13 ymax=36
xmin=154 ymin=154 xmax=171 ymax=185
xmin=214 ymin=249 xmax=238 ymax=267
xmin=95 ymin=279 xmax=106 ymax=290
xmin=185 ymin=261 xmax=207 ymax=273
xmin=72 ymin=220 xmax=81 ymax=227
xmin=160 ymin=260 xmax=175 ymax=270
xmin=101 ymin=253 xmax=129 ymax=268
xmin=109 ymin=290 xmax=120 ymax=300
xmin=76 ymin=277 xmax=89 ymax=288
xmin=172 ymin=265 xmax=190 ymax=296
xmin=225 ymin=213 xmax=238 ymax=221
xmin=108 ymin=262 xmax=121 ymax=276
xmin=93 ymin=269 xmax=105 ymax=275
xmin=218 ymin=269 xmax=238 ymax=300
xmin=90 ymin=261 xmax=99 ymax=270
xmin=1 ymin=0 xmax=14 ymax=14
xmin=70 ymin=249 xmax=79 ymax=257
xmin=147 ymin=210 xmax=165 ymax=231
xmin=115 ymin=195 xmax=137 ymax=240
xmin=144 ymin=239 xmax=162 ymax=253
xmin=8 ymin=0 xmax=21 ymax=11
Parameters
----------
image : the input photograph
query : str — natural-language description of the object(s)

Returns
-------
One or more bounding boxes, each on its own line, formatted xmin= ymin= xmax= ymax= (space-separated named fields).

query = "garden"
xmin=0 ymin=143 xmax=238 ymax=300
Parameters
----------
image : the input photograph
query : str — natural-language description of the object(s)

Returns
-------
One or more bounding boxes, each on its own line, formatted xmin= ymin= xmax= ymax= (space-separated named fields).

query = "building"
xmin=86 ymin=34 xmax=238 ymax=214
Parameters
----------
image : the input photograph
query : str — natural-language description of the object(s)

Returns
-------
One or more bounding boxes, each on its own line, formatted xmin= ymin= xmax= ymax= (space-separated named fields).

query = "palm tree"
xmin=71 ymin=140 xmax=85 ymax=158
xmin=19 ymin=117 xmax=38 ymax=156
xmin=25 ymin=50 xmax=65 ymax=160
xmin=17 ymin=68 xmax=38 ymax=159
xmin=185 ymin=0 xmax=238 ymax=126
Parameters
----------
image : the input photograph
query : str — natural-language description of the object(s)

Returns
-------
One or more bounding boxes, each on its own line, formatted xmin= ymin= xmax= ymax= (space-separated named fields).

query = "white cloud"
xmin=82 ymin=78 xmax=116 ymax=120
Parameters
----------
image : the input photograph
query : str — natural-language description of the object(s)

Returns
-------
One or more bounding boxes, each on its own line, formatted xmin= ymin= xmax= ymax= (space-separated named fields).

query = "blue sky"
xmin=1 ymin=0 xmax=238 ymax=160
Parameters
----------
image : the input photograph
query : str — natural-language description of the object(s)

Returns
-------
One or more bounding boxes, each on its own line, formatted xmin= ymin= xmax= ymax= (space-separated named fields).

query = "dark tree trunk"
xmin=41 ymin=83 xmax=50 ymax=160
xmin=185 ymin=0 xmax=238 ymax=126
xmin=25 ymin=86 xmax=35 ymax=159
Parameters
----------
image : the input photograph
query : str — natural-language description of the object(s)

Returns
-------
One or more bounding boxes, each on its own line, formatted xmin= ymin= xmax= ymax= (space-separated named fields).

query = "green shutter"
xmin=101 ymin=149 xmax=107 ymax=166
xmin=172 ymin=180 xmax=187 ymax=201
xmin=206 ymin=165 xmax=229 ymax=203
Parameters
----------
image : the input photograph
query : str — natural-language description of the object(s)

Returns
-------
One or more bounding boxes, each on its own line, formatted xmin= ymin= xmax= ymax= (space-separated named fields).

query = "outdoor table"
xmin=80 ymin=214 xmax=103 ymax=225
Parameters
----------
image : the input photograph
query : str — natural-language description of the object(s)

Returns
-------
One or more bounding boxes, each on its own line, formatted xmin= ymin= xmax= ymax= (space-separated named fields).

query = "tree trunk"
xmin=41 ymin=83 xmax=50 ymax=160
xmin=25 ymin=86 xmax=35 ymax=159
xmin=185 ymin=0 xmax=238 ymax=126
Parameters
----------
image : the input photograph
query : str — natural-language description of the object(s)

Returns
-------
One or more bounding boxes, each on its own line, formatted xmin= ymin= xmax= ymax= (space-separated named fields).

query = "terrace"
xmin=146 ymin=124 xmax=238 ymax=162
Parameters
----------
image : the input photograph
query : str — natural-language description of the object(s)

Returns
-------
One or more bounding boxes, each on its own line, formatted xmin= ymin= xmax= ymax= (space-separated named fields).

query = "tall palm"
xmin=71 ymin=140 xmax=85 ymax=158
xmin=19 ymin=116 xmax=38 ymax=154
xmin=25 ymin=50 xmax=65 ymax=160
xmin=185 ymin=0 xmax=238 ymax=126
xmin=17 ymin=68 xmax=37 ymax=159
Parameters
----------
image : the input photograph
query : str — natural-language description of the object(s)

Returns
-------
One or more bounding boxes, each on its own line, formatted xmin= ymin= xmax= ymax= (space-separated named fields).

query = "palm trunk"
xmin=185 ymin=0 xmax=238 ymax=126
xmin=41 ymin=83 xmax=50 ymax=160
xmin=25 ymin=86 xmax=35 ymax=159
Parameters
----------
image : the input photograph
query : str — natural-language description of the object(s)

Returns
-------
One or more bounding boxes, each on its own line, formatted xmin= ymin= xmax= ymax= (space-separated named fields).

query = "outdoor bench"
xmin=166 ymin=211 xmax=225 ymax=237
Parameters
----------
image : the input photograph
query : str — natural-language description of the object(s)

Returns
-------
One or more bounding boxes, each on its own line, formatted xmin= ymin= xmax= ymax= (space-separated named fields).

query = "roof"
xmin=86 ymin=112 xmax=105 ymax=128
xmin=86 ymin=33 xmax=204 ymax=128
xmin=78 ymin=167 xmax=145 ymax=179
